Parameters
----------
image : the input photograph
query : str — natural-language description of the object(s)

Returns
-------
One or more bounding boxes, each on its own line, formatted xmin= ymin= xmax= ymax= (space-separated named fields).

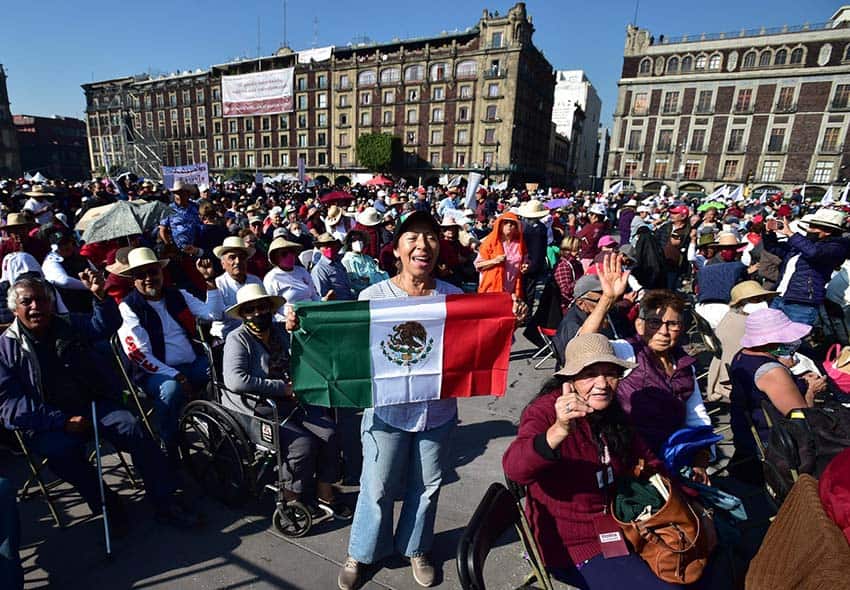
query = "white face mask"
xmin=742 ymin=301 xmax=769 ymax=315
xmin=290 ymin=228 xmax=301 ymax=237
xmin=351 ymin=240 xmax=363 ymax=253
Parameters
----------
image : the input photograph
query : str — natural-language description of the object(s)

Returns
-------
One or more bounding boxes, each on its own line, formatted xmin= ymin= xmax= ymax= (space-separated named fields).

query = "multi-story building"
xmin=0 ymin=65 xmax=21 ymax=177
xmin=606 ymin=6 xmax=850 ymax=199
xmin=552 ymin=70 xmax=602 ymax=189
xmin=546 ymin=122 xmax=570 ymax=186
xmin=13 ymin=115 xmax=88 ymax=180
xmin=82 ymin=2 xmax=554 ymax=186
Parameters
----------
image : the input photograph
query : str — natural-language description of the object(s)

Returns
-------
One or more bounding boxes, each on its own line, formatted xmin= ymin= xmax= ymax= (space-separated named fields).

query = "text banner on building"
xmin=162 ymin=163 xmax=209 ymax=190
xmin=221 ymin=68 xmax=294 ymax=117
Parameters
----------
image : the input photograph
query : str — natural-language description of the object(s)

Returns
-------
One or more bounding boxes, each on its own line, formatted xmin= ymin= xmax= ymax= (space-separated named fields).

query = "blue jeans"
xmin=26 ymin=400 xmax=176 ymax=513
xmin=770 ymin=297 xmax=819 ymax=327
xmin=139 ymin=355 xmax=209 ymax=447
xmin=0 ymin=478 xmax=22 ymax=590
xmin=347 ymin=410 xmax=455 ymax=563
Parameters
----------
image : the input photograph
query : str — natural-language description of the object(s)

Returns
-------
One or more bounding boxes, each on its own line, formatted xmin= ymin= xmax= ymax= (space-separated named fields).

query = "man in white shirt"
xmin=22 ymin=185 xmax=55 ymax=225
xmin=210 ymin=236 xmax=262 ymax=339
xmin=117 ymin=247 xmax=223 ymax=457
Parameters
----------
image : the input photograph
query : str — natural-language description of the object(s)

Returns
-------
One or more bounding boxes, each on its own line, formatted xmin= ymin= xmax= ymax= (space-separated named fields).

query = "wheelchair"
xmin=178 ymin=319 xmax=335 ymax=537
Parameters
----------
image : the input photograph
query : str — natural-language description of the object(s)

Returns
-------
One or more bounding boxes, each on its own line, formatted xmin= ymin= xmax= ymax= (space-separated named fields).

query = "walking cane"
xmin=91 ymin=400 xmax=112 ymax=558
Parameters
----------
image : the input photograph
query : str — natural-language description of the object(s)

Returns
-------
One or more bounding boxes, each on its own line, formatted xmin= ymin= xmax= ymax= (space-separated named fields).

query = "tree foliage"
xmin=356 ymin=133 xmax=400 ymax=173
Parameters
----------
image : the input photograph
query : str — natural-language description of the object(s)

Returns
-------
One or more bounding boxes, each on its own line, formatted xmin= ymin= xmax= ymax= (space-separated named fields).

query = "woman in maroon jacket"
xmin=503 ymin=334 xmax=682 ymax=589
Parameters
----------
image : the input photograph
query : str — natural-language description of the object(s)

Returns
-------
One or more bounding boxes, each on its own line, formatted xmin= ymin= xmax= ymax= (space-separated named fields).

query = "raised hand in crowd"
xmin=597 ymin=253 xmax=630 ymax=302
xmin=78 ymin=268 xmax=106 ymax=299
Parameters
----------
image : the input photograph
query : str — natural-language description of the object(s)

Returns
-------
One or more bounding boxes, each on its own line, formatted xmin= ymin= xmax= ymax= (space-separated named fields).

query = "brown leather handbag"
xmin=611 ymin=476 xmax=717 ymax=584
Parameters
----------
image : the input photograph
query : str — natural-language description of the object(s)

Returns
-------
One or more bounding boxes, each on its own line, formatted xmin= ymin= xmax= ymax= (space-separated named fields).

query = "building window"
xmin=742 ymin=51 xmax=757 ymax=69
xmin=813 ymin=161 xmax=835 ymax=183
xmin=280 ymin=152 xmax=289 ymax=166
xmin=775 ymin=49 xmax=788 ymax=65
xmin=708 ymin=54 xmax=721 ymax=70
xmin=318 ymin=152 xmax=327 ymax=165
xmin=458 ymin=106 xmax=470 ymax=121
xmin=296 ymin=77 xmax=307 ymax=91
xmin=695 ymin=55 xmax=706 ymax=70
xmin=657 ymin=129 xmax=673 ymax=151
xmin=339 ymin=152 xmax=348 ymax=166
xmin=490 ymin=31 xmax=503 ymax=48
xmin=262 ymin=135 xmax=271 ymax=148
xmin=456 ymin=60 xmax=478 ymax=78
xmin=459 ymin=85 xmax=472 ymax=99
xmin=761 ymin=160 xmax=779 ymax=182
xmin=775 ymin=87 xmax=795 ymax=111
xmin=666 ymin=57 xmax=679 ymax=74
xmin=485 ymin=105 xmax=498 ymax=121
xmin=229 ymin=137 xmax=238 ymax=149
xmin=662 ymin=91 xmax=679 ymax=114
xmin=483 ymin=151 xmax=494 ymax=166
xmin=690 ymin=128 xmax=706 ymax=152
xmin=407 ymin=88 xmax=419 ymax=102
xmin=430 ymin=63 xmax=447 ymax=81
xmin=244 ymin=118 xmax=254 ymax=131
xmin=297 ymin=95 xmax=307 ymax=110
xmin=230 ymin=154 xmax=238 ymax=167
xmin=432 ymin=86 xmax=444 ymax=101
xmin=406 ymin=131 xmax=417 ymax=144
xmin=338 ymin=74 xmax=350 ymax=89
xmin=431 ymin=108 xmax=444 ymax=123
xmin=633 ymin=92 xmax=649 ymax=115
xmin=833 ymin=84 xmax=850 ymax=109
xmin=213 ymin=103 xmax=222 ymax=117
xmin=279 ymin=134 xmax=289 ymax=147
xmin=722 ymin=160 xmax=739 ymax=179
xmin=759 ymin=51 xmax=772 ymax=67
xmin=262 ymin=153 xmax=271 ymax=166
xmin=358 ymin=70 xmax=377 ymax=86
xmin=627 ymin=130 xmax=642 ymax=151
xmin=216 ymin=154 xmax=224 ymax=168
xmin=182 ymin=90 xmax=191 ymax=104
xmin=317 ymin=132 xmax=326 ymax=146
xmin=767 ymin=128 xmax=786 ymax=152
xmin=297 ymin=133 xmax=307 ymax=147
xmin=229 ymin=119 xmax=238 ymax=133
xmin=317 ymin=93 xmax=328 ymax=108
xmin=696 ymin=90 xmax=713 ymax=113
xmin=684 ymin=160 xmax=700 ymax=179
xmin=624 ymin=160 xmax=638 ymax=177
xmin=457 ymin=129 xmax=469 ymax=144
xmin=790 ymin=47 xmax=804 ymax=64
xmin=652 ymin=159 xmax=668 ymax=178
xmin=404 ymin=65 xmax=424 ymax=82
xmin=487 ymin=83 xmax=500 ymax=97
xmin=317 ymin=74 xmax=327 ymax=89
xmin=383 ymin=90 xmax=394 ymax=104
xmin=339 ymin=94 xmax=349 ymax=107
xmin=455 ymin=152 xmax=466 ymax=167
xmin=298 ymin=114 xmax=307 ymax=128
xmin=382 ymin=110 xmax=393 ymax=124
xmin=317 ymin=113 xmax=327 ymax=127
xmin=727 ymin=128 xmax=745 ymax=152
xmin=406 ymin=109 xmax=418 ymax=124
xmin=380 ymin=67 xmax=400 ymax=84
xmin=430 ymin=151 xmax=441 ymax=166
xmin=735 ymin=89 xmax=753 ymax=112
xmin=681 ymin=56 xmax=693 ymax=72
xmin=360 ymin=92 xmax=372 ymax=106
xmin=638 ymin=58 xmax=651 ymax=75
xmin=170 ymin=109 xmax=178 ymax=122
xmin=169 ymin=92 xmax=177 ymax=106
xmin=244 ymin=153 xmax=254 ymax=167
xmin=339 ymin=133 xmax=348 ymax=147
xmin=430 ymin=129 xmax=443 ymax=144
xmin=822 ymin=127 xmax=842 ymax=152
xmin=360 ymin=111 xmax=372 ymax=126
xmin=484 ymin=128 xmax=496 ymax=144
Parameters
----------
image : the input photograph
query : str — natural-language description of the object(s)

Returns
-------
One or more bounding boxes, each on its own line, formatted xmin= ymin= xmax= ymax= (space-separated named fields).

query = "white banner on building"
xmin=297 ymin=46 xmax=333 ymax=64
xmin=162 ymin=162 xmax=209 ymax=190
xmin=221 ymin=68 xmax=294 ymax=117
xmin=297 ymin=157 xmax=306 ymax=183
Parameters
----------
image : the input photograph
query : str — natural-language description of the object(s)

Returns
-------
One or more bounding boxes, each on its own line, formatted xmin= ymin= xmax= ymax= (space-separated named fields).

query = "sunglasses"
xmin=132 ymin=267 xmax=161 ymax=280
xmin=643 ymin=318 xmax=684 ymax=332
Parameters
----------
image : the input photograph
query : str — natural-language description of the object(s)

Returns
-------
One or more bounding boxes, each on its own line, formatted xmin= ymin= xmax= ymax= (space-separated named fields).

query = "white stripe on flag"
xmin=369 ymin=296 xmax=446 ymax=406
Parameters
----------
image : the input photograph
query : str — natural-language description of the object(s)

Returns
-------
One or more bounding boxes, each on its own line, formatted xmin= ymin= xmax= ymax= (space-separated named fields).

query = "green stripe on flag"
xmin=291 ymin=300 xmax=373 ymax=408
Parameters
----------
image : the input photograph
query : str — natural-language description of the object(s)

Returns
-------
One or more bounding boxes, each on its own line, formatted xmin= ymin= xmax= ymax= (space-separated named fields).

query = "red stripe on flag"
xmin=441 ymin=293 xmax=514 ymax=398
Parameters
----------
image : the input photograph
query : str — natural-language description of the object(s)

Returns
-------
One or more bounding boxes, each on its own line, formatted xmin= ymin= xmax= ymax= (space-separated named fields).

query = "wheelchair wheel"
xmin=179 ymin=400 xmax=253 ymax=506
xmin=273 ymin=501 xmax=312 ymax=538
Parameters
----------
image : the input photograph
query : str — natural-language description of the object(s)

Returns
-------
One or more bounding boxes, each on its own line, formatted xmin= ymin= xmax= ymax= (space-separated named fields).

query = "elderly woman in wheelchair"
xmin=179 ymin=283 xmax=351 ymax=537
xmin=503 ymin=334 xmax=687 ymax=590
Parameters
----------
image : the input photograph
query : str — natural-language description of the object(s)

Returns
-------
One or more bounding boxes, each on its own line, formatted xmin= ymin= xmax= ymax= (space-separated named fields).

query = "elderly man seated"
xmin=117 ymin=247 xmax=223 ymax=460
xmin=210 ymin=236 xmax=262 ymax=339
xmin=0 ymin=275 xmax=201 ymax=529
xmin=222 ymin=284 xmax=351 ymax=519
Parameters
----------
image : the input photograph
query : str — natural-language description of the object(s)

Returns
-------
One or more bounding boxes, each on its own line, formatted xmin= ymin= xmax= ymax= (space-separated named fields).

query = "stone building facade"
xmin=605 ymin=6 xmax=850 ymax=199
xmin=82 ymin=3 xmax=554 ymax=186
xmin=0 ymin=65 xmax=21 ymax=178
xmin=13 ymin=115 xmax=88 ymax=180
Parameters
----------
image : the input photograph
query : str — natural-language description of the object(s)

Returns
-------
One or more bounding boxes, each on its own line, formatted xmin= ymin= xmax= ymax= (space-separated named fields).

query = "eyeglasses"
xmin=132 ymin=267 xmax=161 ymax=280
xmin=644 ymin=318 xmax=684 ymax=332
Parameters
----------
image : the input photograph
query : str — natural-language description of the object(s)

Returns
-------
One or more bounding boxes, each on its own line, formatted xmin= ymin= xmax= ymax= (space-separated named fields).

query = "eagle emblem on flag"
xmin=380 ymin=321 xmax=434 ymax=367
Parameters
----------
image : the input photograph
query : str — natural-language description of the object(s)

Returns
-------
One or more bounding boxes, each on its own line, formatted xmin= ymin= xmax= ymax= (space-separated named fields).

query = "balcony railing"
xmin=484 ymin=67 xmax=508 ymax=79
xmin=775 ymin=102 xmax=797 ymax=113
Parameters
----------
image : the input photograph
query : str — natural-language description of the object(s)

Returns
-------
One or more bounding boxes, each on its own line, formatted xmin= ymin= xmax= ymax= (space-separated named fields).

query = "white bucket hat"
xmin=517 ymin=199 xmax=549 ymax=219
xmin=122 ymin=247 xmax=169 ymax=276
xmin=225 ymin=283 xmax=286 ymax=319
xmin=212 ymin=236 xmax=256 ymax=259
xmin=356 ymin=207 xmax=382 ymax=227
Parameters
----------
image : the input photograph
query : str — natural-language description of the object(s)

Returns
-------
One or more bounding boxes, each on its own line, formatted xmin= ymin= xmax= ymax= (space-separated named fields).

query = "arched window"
xmin=742 ymin=51 xmax=757 ymax=68
xmin=790 ymin=48 xmax=804 ymax=64
xmin=380 ymin=67 xmax=400 ymax=84
xmin=456 ymin=60 xmax=478 ymax=78
xmin=404 ymin=64 xmax=424 ymax=81
xmin=358 ymin=70 xmax=376 ymax=86
xmin=430 ymin=63 xmax=448 ymax=81
xmin=681 ymin=56 xmax=693 ymax=73
xmin=708 ymin=54 xmax=722 ymax=70
xmin=695 ymin=55 xmax=707 ymax=69
xmin=638 ymin=58 xmax=651 ymax=75
xmin=759 ymin=51 xmax=772 ymax=67
xmin=774 ymin=49 xmax=787 ymax=65
xmin=666 ymin=56 xmax=679 ymax=74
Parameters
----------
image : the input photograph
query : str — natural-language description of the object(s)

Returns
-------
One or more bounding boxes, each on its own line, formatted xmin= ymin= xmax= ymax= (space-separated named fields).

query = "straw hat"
xmin=356 ymin=207 xmax=382 ymax=227
xmin=729 ymin=281 xmax=778 ymax=308
xmin=267 ymin=237 xmax=304 ymax=261
xmin=314 ymin=232 xmax=341 ymax=247
xmin=225 ymin=283 xmax=286 ymax=319
xmin=555 ymin=333 xmax=636 ymax=378
xmin=711 ymin=231 xmax=743 ymax=248
xmin=24 ymin=185 xmax=54 ymax=198
xmin=325 ymin=205 xmax=345 ymax=226
xmin=740 ymin=308 xmax=812 ymax=348
xmin=212 ymin=236 xmax=256 ymax=259
xmin=517 ymin=199 xmax=549 ymax=219
xmin=801 ymin=208 xmax=846 ymax=232
xmin=697 ymin=232 xmax=716 ymax=247
xmin=2 ymin=213 xmax=34 ymax=229
xmin=105 ymin=246 xmax=133 ymax=276
xmin=122 ymin=247 xmax=169 ymax=276
xmin=171 ymin=179 xmax=197 ymax=195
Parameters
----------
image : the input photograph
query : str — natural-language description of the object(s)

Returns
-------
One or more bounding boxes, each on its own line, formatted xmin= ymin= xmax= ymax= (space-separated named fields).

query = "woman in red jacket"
xmin=503 ymin=333 xmax=680 ymax=589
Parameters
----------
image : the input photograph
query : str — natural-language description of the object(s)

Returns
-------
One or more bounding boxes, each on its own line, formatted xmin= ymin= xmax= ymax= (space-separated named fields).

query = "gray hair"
xmin=7 ymin=277 xmax=54 ymax=312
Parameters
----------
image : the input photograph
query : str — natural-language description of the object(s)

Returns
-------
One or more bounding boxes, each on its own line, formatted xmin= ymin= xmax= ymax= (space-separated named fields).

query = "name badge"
xmin=593 ymin=513 xmax=629 ymax=559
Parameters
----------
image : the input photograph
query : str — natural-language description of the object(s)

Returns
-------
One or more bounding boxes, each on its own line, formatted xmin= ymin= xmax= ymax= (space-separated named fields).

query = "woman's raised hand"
xmin=597 ymin=253 xmax=630 ymax=301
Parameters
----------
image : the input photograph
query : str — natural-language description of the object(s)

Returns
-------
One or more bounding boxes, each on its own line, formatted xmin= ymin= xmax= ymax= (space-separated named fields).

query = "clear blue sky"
xmin=3 ymin=0 xmax=839 ymax=128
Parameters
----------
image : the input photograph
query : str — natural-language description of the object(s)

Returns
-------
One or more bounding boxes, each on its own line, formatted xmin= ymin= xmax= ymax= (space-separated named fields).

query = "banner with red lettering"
xmin=221 ymin=68 xmax=294 ymax=117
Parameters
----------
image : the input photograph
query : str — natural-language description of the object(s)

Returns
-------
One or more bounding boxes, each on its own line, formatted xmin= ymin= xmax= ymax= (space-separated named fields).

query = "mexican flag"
xmin=291 ymin=293 xmax=515 ymax=408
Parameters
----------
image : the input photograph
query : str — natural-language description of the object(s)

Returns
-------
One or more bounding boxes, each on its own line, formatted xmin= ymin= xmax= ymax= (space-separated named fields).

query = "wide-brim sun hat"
xmin=740 ymin=308 xmax=812 ymax=348
xmin=212 ymin=236 xmax=256 ymax=259
xmin=711 ymin=231 xmax=744 ymax=249
xmin=801 ymin=208 xmax=846 ymax=232
xmin=267 ymin=237 xmax=304 ymax=261
xmin=325 ymin=205 xmax=344 ymax=226
xmin=314 ymin=232 xmax=341 ymax=247
xmin=589 ymin=204 xmax=607 ymax=216
xmin=556 ymin=333 xmax=637 ymax=378
xmin=356 ymin=207 xmax=382 ymax=227
xmin=517 ymin=199 xmax=549 ymax=219
xmin=121 ymin=247 xmax=169 ymax=276
xmin=225 ymin=283 xmax=286 ymax=319
xmin=729 ymin=281 xmax=779 ymax=308
xmin=2 ymin=213 xmax=34 ymax=229
xmin=24 ymin=185 xmax=54 ymax=198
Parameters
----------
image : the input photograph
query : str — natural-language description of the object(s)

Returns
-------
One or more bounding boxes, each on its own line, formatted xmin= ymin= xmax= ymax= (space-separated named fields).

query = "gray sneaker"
xmin=410 ymin=554 xmax=436 ymax=587
xmin=338 ymin=556 xmax=362 ymax=590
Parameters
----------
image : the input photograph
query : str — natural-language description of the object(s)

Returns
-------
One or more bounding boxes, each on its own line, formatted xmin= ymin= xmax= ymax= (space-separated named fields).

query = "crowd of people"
xmin=1 ymin=171 xmax=849 ymax=589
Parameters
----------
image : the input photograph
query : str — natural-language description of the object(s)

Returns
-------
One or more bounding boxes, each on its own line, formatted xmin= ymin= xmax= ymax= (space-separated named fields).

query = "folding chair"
xmin=691 ymin=310 xmax=722 ymax=383
xmin=457 ymin=481 xmax=553 ymax=590
xmin=195 ymin=318 xmax=226 ymax=402
xmin=109 ymin=333 xmax=157 ymax=442
xmin=528 ymin=327 xmax=559 ymax=370
xmin=12 ymin=429 xmax=64 ymax=527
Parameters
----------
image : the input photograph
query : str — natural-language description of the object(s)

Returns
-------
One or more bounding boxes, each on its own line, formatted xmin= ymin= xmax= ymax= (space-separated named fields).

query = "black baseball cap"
xmin=392 ymin=211 xmax=440 ymax=245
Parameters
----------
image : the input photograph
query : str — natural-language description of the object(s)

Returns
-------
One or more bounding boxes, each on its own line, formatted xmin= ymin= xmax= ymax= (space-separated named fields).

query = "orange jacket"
xmin=477 ymin=212 xmax=526 ymax=297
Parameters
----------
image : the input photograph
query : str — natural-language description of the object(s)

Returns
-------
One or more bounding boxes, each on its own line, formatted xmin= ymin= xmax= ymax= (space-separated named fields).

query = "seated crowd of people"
xmin=0 ymin=173 xmax=849 ymax=589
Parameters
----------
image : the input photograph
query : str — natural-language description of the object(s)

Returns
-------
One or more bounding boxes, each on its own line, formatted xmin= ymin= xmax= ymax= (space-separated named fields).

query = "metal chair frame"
xmin=108 ymin=333 xmax=157 ymax=442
